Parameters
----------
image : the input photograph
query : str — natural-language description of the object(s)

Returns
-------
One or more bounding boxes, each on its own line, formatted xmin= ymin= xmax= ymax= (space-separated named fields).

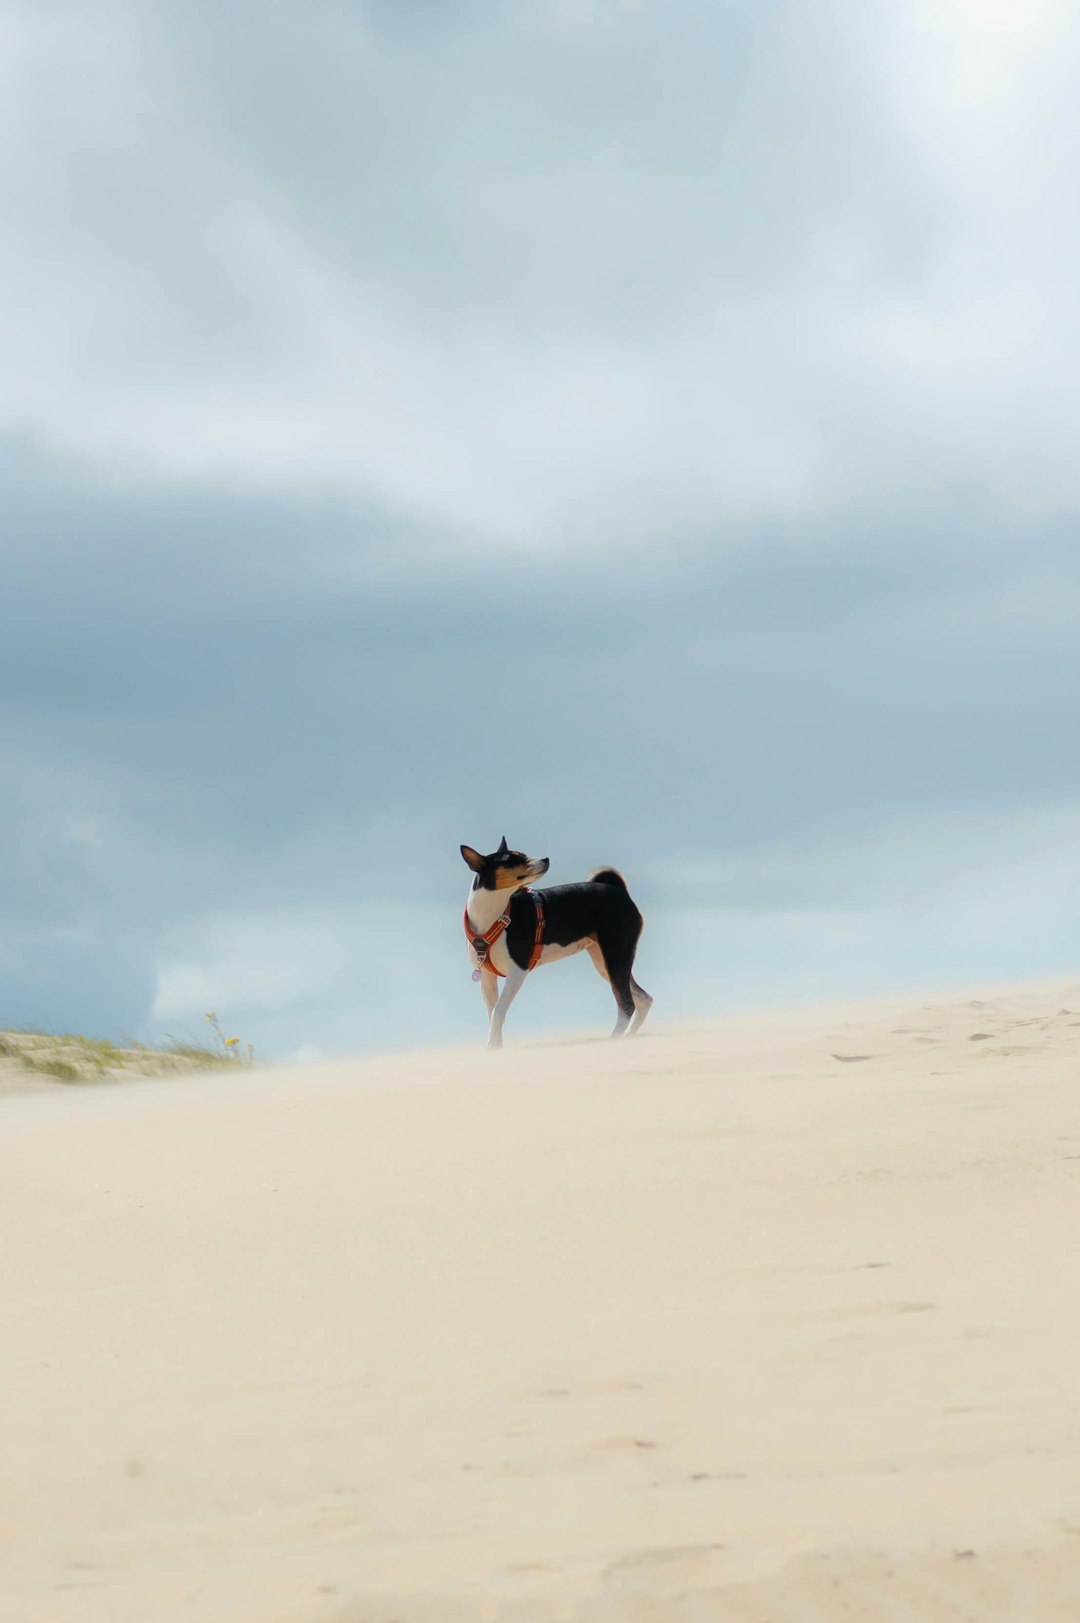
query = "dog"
xmin=461 ymin=837 xmax=653 ymax=1049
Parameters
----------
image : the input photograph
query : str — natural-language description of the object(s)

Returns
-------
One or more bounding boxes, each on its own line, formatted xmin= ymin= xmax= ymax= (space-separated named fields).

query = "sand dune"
xmin=3 ymin=980 xmax=1080 ymax=1620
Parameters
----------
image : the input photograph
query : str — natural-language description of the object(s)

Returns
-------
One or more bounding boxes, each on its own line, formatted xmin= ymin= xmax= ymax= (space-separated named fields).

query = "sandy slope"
xmin=2 ymin=980 xmax=1080 ymax=1621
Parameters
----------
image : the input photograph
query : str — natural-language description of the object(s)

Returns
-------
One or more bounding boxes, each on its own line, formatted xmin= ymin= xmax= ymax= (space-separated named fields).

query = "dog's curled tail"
xmin=588 ymin=866 xmax=628 ymax=890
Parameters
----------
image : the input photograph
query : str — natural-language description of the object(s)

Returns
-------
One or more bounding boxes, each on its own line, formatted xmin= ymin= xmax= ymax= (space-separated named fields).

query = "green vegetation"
xmin=160 ymin=1041 xmax=238 ymax=1069
xmin=24 ymin=1055 xmax=82 ymax=1083
xmin=0 ymin=1016 xmax=255 ymax=1088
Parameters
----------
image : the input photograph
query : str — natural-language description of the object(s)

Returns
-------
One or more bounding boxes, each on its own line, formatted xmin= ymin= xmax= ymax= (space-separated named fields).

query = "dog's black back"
xmin=505 ymin=871 xmax=642 ymax=986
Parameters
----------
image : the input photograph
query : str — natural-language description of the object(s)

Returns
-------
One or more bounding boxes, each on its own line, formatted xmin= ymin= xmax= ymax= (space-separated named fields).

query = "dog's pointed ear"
xmin=497 ymin=835 xmax=509 ymax=856
xmin=460 ymin=844 xmax=484 ymax=873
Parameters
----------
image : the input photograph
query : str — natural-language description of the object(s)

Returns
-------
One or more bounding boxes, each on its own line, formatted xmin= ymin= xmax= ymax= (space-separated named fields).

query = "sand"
xmin=3 ymin=979 xmax=1080 ymax=1621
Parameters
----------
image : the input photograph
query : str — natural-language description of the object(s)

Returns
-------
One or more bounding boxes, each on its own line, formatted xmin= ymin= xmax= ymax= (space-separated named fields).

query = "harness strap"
xmin=465 ymin=888 xmax=545 ymax=978
xmin=464 ymin=903 xmax=512 ymax=976
xmin=527 ymin=891 xmax=545 ymax=971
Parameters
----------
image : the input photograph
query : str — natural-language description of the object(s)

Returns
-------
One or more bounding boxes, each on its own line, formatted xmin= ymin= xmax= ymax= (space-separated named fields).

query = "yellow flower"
xmin=225 ymin=1036 xmax=239 ymax=1047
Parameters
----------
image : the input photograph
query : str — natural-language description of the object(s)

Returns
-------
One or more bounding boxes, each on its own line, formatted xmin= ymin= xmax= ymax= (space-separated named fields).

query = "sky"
xmin=3 ymin=0 xmax=1080 ymax=1059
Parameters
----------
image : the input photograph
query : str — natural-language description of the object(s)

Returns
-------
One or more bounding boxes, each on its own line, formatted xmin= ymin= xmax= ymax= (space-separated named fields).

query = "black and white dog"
xmin=461 ymin=837 xmax=652 ymax=1049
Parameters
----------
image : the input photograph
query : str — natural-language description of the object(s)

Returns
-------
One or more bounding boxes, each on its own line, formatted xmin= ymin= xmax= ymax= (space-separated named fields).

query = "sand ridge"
xmin=2 ymin=979 xmax=1080 ymax=1619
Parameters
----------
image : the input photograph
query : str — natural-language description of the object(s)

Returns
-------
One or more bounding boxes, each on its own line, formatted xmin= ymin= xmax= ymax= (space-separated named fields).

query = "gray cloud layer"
xmin=3 ymin=1 xmax=1079 ymax=1051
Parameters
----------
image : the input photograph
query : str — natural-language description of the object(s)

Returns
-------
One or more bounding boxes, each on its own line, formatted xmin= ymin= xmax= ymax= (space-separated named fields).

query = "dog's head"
xmin=460 ymin=836 xmax=550 ymax=891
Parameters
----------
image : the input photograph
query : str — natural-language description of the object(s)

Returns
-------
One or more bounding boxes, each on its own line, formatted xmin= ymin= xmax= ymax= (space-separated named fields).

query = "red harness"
xmin=464 ymin=888 xmax=545 ymax=978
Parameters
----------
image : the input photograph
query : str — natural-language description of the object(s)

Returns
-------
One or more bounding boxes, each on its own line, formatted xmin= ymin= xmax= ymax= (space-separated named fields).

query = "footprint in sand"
xmin=520 ymin=1376 xmax=645 ymax=1400
xmin=793 ymin=1301 xmax=936 ymax=1321
xmin=588 ymin=1435 xmax=660 ymax=1454
xmin=605 ymin=1542 xmax=725 ymax=1577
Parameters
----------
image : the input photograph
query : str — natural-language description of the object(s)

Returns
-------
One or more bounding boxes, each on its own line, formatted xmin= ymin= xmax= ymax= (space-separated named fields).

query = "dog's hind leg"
xmin=590 ymin=939 xmax=636 ymax=1037
xmin=488 ymin=963 xmax=528 ymax=1050
xmin=609 ymin=974 xmax=636 ymax=1037
xmin=627 ymin=974 xmax=653 ymax=1036
xmin=586 ymin=941 xmax=609 ymax=984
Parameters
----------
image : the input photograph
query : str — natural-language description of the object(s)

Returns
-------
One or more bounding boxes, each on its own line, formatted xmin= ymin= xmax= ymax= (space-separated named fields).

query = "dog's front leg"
xmin=488 ymin=964 xmax=528 ymax=1050
xmin=479 ymin=967 xmax=500 ymax=1026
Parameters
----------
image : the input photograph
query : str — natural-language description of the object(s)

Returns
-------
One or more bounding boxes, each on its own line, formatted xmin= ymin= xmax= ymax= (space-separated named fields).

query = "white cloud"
xmin=3 ymin=2 xmax=1078 ymax=547
xmin=151 ymin=901 xmax=465 ymax=1054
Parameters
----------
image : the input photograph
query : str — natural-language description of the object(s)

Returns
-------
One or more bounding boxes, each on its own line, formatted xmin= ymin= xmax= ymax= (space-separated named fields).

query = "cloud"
xmin=4 ymin=1 xmax=1078 ymax=545
xmin=4 ymin=436 xmax=1079 ymax=1051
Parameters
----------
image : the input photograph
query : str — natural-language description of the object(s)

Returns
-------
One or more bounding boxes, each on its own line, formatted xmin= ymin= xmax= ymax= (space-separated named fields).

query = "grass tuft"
xmin=24 ymin=1056 xmax=82 ymax=1083
xmin=0 ymin=1015 xmax=256 ymax=1088
xmin=160 ymin=1041 xmax=237 ymax=1070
